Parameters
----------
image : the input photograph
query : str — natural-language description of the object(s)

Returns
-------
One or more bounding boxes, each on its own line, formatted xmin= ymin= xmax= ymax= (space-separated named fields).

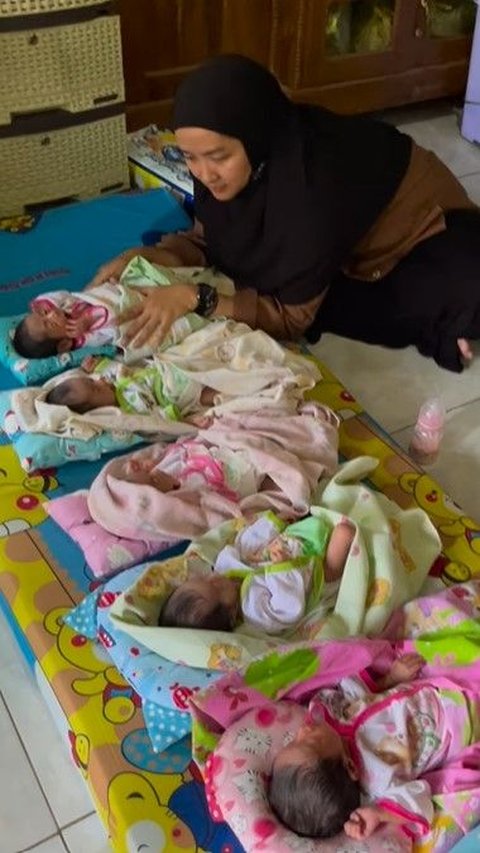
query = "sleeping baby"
xmin=12 ymin=258 xmax=226 ymax=359
xmin=267 ymin=651 xmax=476 ymax=841
xmin=158 ymin=512 xmax=354 ymax=634
xmin=45 ymin=355 xmax=215 ymax=419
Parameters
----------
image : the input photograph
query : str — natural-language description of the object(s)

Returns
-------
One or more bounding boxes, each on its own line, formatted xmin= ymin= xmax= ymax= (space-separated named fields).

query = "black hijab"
xmin=173 ymin=54 xmax=412 ymax=304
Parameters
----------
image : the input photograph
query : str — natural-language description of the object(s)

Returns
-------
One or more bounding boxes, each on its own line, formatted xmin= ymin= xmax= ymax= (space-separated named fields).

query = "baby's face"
xmin=274 ymin=717 xmax=345 ymax=771
xmin=28 ymin=306 xmax=69 ymax=341
xmin=74 ymin=377 xmax=117 ymax=410
xmin=184 ymin=575 xmax=241 ymax=624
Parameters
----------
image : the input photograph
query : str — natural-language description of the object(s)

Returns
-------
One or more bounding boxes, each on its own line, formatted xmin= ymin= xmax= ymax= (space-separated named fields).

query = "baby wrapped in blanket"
xmin=268 ymin=654 xmax=480 ymax=841
xmin=87 ymin=402 xmax=340 ymax=541
xmin=12 ymin=255 xmax=232 ymax=359
xmin=12 ymin=318 xmax=322 ymax=440
xmin=44 ymin=354 xmax=214 ymax=421
xmin=158 ymin=511 xmax=354 ymax=633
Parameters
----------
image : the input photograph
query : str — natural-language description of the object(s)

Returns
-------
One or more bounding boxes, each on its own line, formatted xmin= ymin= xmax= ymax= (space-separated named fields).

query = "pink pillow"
xmin=46 ymin=490 xmax=178 ymax=578
xmin=207 ymin=702 xmax=411 ymax=852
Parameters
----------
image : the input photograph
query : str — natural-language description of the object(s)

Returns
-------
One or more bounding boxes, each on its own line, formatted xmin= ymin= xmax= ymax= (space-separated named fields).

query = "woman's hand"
xmin=86 ymin=250 xmax=140 ymax=290
xmin=87 ymin=246 xmax=185 ymax=290
xmin=119 ymin=283 xmax=198 ymax=350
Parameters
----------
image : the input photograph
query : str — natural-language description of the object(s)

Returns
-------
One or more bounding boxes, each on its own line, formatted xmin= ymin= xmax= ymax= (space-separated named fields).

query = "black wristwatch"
xmin=194 ymin=282 xmax=219 ymax=317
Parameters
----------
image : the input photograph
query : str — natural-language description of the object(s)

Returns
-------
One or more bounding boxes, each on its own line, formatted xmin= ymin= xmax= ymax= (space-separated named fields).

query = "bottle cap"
xmin=417 ymin=397 xmax=445 ymax=429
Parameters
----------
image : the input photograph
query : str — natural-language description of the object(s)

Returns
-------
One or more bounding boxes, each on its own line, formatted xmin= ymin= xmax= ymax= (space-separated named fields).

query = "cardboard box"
xmin=128 ymin=125 xmax=194 ymax=215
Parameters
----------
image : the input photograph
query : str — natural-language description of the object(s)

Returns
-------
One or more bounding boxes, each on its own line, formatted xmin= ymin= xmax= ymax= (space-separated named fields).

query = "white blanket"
xmin=11 ymin=321 xmax=321 ymax=440
xmin=11 ymin=369 xmax=195 ymax=442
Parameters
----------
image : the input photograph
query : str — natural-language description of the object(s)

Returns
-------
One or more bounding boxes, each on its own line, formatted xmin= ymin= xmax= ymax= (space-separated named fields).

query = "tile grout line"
xmin=60 ymin=810 xmax=96 ymax=832
xmin=390 ymin=395 xmax=480 ymax=436
xmin=0 ymin=628 xmax=99 ymax=831
xmin=18 ymin=831 xmax=65 ymax=853
xmin=0 ymin=691 xmax=61 ymax=836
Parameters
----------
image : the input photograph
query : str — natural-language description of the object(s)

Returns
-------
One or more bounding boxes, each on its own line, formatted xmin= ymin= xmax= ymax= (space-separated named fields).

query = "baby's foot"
xmin=458 ymin=338 xmax=473 ymax=363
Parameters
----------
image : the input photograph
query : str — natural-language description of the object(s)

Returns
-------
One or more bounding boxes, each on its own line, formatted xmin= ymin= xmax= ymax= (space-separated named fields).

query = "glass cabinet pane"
xmin=325 ymin=1 xmax=396 ymax=56
xmin=425 ymin=1 xmax=476 ymax=39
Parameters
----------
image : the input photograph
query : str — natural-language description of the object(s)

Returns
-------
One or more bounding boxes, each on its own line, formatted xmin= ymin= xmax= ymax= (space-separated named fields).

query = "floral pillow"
xmin=206 ymin=702 xmax=411 ymax=852
xmin=46 ymin=490 xmax=179 ymax=578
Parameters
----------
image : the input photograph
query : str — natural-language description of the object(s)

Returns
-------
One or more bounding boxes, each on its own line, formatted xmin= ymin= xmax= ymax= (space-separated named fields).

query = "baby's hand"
xmin=124 ymin=457 xmax=157 ymax=485
xmin=186 ymin=413 xmax=214 ymax=428
xmin=81 ymin=355 xmax=101 ymax=373
xmin=385 ymin=653 xmax=425 ymax=688
xmin=66 ymin=315 xmax=92 ymax=338
xmin=344 ymin=806 xmax=382 ymax=840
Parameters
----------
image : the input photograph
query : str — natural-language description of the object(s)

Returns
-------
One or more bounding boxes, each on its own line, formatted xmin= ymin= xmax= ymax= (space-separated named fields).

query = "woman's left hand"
xmin=118 ymin=283 xmax=198 ymax=349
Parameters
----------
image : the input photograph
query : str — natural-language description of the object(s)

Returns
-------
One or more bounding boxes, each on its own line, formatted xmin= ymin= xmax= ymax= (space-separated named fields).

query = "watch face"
xmin=196 ymin=283 xmax=218 ymax=317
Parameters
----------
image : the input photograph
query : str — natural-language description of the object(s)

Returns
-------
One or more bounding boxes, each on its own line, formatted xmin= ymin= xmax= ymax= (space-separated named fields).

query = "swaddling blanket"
xmin=108 ymin=456 xmax=441 ymax=670
xmin=87 ymin=402 xmax=340 ymax=541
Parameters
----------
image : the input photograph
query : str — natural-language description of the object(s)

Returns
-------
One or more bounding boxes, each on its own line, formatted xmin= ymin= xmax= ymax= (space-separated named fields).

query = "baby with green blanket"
xmin=45 ymin=354 xmax=215 ymax=420
xmin=158 ymin=512 xmax=355 ymax=634
xmin=12 ymin=256 xmax=232 ymax=359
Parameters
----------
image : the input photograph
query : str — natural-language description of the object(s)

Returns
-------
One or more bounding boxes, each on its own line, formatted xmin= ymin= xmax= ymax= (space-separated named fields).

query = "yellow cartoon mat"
xmin=1 ymin=358 xmax=480 ymax=853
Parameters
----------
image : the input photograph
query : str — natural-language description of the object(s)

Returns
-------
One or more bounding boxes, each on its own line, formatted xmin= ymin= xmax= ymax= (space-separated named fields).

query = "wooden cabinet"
xmin=119 ymin=0 xmax=477 ymax=131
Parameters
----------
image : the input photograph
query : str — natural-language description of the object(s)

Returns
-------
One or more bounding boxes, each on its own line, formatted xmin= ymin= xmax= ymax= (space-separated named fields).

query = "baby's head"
xmin=159 ymin=575 xmax=241 ymax=631
xmin=13 ymin=308 xmax=71 ymax=359
xmin=45 ymin=376 xmax=116 ymax=413
xmin=268 ymin=716 xmax=360 ymax=838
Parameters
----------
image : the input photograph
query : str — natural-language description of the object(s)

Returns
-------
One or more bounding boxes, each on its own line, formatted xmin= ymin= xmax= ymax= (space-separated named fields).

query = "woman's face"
xmin=175 ymin=128 xmax=252 ymax=201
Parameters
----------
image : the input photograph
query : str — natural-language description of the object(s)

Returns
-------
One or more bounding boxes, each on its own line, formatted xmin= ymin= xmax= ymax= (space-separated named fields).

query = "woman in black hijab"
xmin=95 ymin=54 xmax=480 ymax=372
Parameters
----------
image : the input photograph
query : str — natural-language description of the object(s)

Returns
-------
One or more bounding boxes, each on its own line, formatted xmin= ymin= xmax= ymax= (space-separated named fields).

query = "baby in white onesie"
xmin=158 ymin=512 xmax=354 ymax=634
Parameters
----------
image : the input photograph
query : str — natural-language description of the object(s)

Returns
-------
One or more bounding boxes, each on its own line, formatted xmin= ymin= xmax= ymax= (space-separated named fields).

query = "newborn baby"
xmin=266 ymin=653 xmax=475 ymax=842
xmin=12 ymin=257 xmax=223 ymax=359
xmin=45 ymin=355 xmax=214 ymax=418
xmin=158 ymin=513 xmax=354 ymax=633
xmin=13 ymin=284 xmax=125 ymax=358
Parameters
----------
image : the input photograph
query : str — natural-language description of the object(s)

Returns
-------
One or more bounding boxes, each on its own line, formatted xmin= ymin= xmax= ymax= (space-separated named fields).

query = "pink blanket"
xmin=87 ymin=402 xmax=339 ymax=541
xmin=190 ymin=581 xmax=480 ymax=851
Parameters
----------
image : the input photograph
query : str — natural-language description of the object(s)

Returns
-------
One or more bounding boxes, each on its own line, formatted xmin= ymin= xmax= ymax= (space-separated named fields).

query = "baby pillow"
xmin=63 ymin=560 xmax=219 ymax=755
xmin=206 ymin=702 xmax=411 ymax=852
xmin=46 ymin=490 xmax=180 ymax=578
xmin=0 ymin=388 xmax=143 ymax=470
xmin=0 ymin=312 xmax=116 ymax=385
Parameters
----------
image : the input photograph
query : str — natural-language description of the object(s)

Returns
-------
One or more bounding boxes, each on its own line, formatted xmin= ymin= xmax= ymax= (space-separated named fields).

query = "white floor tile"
xmin=0 ymin=603 xmax=30 ymax=672
xmin=393 ymin=398 xmax=480 ymax=521
xmin=62 ymin=814 xmax=110 ymax=853
xmin=460 ymin=172 xmax=480 ymax=205
xmin=0 ymin=610 xmax=94 ymax=829
xmin=395 ymin=112 xmax=480 ymax=177
xmin=310 ymin=334 xmax=480 ymax=433
xmin=0 ymin=695 xmax=56 ymax=850
xmin=28 ymin=836 xmax=68 ymax=852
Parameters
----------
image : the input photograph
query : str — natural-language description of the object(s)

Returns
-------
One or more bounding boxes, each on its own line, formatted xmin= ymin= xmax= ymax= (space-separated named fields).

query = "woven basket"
xmin=0 ymin=113 xmax=129 ymax=216
xmin=0 ymin=16 xmax=124 ymax=126
xmin=0 ymin=0 xmax=110 ymax=16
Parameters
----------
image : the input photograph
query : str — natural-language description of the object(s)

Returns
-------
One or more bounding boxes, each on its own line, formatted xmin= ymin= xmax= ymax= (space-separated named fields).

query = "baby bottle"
xmin=408 ymin=397 xmax=445 ymax=466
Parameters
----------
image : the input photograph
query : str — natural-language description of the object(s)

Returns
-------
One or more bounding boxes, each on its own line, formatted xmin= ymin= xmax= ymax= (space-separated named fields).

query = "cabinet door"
xmin=295 ymin=0 xmax=408 ymax=91
xmin=119 ymin=0 xmax=274 ymax=128
xmin=409 ymin=0 xmax=476 ymax=66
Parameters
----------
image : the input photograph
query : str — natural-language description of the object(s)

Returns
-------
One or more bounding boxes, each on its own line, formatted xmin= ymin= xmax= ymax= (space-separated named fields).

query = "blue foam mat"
xmin=0 ymin=189 xmax=190 ymax=389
